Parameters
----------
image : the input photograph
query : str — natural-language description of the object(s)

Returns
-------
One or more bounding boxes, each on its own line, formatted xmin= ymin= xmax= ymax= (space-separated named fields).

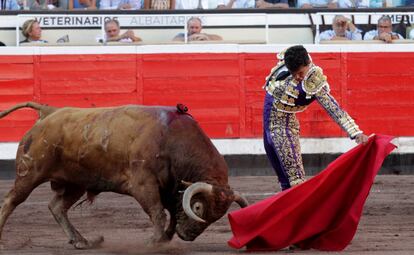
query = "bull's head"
xmin=176 ymin=181 xmax=248 ymax=241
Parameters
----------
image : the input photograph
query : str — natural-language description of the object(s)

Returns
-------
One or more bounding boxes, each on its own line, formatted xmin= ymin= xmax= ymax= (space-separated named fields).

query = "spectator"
xmin=297 ymin=0 xmax=338 ymax=8
xmin=375 ymin=0 xmax=404 ymax=7
xmin=338 ymin=0 xmax=369 ymax=7
xmin=255 ymin=0 xmax=288 ymax=8
xmin=409 ymin=28 xmax=414 ymax=40
xmin=104 ymin=19 xmax=142 ymax=43
xmin=405 ymin=0 xmax=414 ymax=5
xmin=216 ymin=0 xmax=255 ymax=8
xmin=175 ymin=0 xmax=212 ymax=9
xmin=25 ymin=0 xmax=66 ymax=9
xmin=99 ymin=0 xmax=141 ymax=9
xmin=173 ymin=17 xmax=222 ymax=42
xmin=319 ymin=15 xmax=362 ymax=41
xmin=145 ymin=0 xmax=175 ymax=9
xmin=0 ymin=0 xmax=20 ymax=9
xmin=369 ymin=0 xmax=383 ymax=7
xmin=20 ymin=19 xmax=48 ymax=44
xmin=364 ymin=15 xmax=404 ymax=43
xmin=69 ymin=0 xmax=97 ymax=9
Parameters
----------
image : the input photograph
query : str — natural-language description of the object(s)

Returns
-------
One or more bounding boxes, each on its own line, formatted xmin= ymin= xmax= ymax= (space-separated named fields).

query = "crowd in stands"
xmin=319 ymin=14 xmax=407 ymax=43
xmin=2 ymin=0 xmax=414 ymax=46
xmin=8 ymin=16 xmax=222 ymax=44
xmin=6 ymin=14 xmax=410 ymax=46
xmin=1 ymin=0 xmax=414 ymax=10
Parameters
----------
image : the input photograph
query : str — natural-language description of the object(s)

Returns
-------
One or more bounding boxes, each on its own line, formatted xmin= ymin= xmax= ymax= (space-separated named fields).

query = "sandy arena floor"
xmin=0 ymin=175 xmax=413 ymax=255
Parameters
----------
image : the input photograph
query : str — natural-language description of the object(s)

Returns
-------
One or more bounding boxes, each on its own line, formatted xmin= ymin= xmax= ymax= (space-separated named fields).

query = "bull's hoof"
xmin=165 ymin=229 xmax=175 ymax=240
xmin=71 ymin=236 xmax=104 ymax=249
xmin=148 ymin=234 xmax=170 ymax=245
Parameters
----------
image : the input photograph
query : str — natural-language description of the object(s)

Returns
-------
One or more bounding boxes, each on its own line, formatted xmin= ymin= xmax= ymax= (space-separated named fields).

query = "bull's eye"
xmin=192 ymin=202 xmax=204 ymax=217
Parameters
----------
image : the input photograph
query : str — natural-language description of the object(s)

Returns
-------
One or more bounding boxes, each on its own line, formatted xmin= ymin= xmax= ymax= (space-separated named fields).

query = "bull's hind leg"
xmin=0 ymin=131 xmax=50 ymax=240
xmin=48 ymin=182 xmax=103 ymax=249
xmin=0 ymin=177 xmax=43 ymax=239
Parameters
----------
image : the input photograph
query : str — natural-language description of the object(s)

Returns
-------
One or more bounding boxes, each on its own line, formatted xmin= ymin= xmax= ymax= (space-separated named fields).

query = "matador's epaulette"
xmin=303 ymin=65 xmax=328 ymax=99
xmin=264 ymin=49 xmax=288 ymax=83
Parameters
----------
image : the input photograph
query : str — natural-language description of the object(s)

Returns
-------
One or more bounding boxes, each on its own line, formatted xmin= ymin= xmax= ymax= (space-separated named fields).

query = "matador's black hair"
xmin=284 ymin=45 xmax=311 ymax=73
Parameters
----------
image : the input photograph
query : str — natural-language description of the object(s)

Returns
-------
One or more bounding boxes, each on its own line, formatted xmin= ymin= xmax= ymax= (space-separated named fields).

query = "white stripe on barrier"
xmin=1 ymin=44 xmax=414 ymax=56
xmin=0 ymin=136 xmax=411 ymax=160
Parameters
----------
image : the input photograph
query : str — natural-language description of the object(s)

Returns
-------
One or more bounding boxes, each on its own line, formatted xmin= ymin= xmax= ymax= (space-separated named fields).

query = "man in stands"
xmin=0 ymin=0 xmax=20 ymax=9
xmin=216 ymin=0 xmax=255 ymax=8
xmin=255 ymin=0 xmax=289 ymax=8
xmin=99 ymin=0 xmax=141 ymax=9
xmin=364 ymin=15 xmax=404 ymax=43
xmin=69 ymin=0 xmax=97 ymax=9
xmin=297 ymin=0 xmax=338 ymax=8
xmin=104 ymin=19 xmax=142 ymax=43
xmin=173 ymin=17 xmax=222 ymax=42
xmin=145 ymin=0 xmax=175 ymax=9
xmin=338 ymin=0 xmax=368 ymax=7
xmin=319 ymin=15 xmax=362 ymax=41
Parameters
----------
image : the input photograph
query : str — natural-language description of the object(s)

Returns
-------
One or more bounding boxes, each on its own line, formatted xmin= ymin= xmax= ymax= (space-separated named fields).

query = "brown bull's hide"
xmin=0 ymin=102 xmax=248 ymax=249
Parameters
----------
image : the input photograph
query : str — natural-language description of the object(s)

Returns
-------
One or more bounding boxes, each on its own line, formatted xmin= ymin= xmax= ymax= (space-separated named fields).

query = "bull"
xmin=0 ymin=102 xmax=248 ymax=249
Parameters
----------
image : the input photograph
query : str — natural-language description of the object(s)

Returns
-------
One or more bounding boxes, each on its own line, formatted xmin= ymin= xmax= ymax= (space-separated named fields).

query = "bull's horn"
xmin=182 ymin=182 xmax=213 ymax=223
xmin=233 ymin=191 xmax=249 ymax=208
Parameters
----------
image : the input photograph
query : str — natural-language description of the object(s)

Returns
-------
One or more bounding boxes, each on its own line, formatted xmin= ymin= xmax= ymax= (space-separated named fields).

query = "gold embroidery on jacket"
xmin=269 ymin=110 xmax=305 ymax=186
xmin=315 ymin=86 xmax=362 ymax=138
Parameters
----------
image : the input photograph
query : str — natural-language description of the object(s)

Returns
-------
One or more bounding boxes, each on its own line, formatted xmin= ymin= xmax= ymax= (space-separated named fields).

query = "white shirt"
xmin=363 ymin=30 xmax=404 ymax=40
xmin=338 ymin=0 xmax=369 ymax=7
xmin=409 ymin=29 xmax=414 ymax=39
xmin=216 ymin=0 xmax=255 ymax=8
xmin=99 ymin=0 xmax=142 ymax=9
xmin=319 ymin=29 xmax=362 ymax=41
xmin=0 ymin=0 xmax=20 ymax=10
xmin=109 ymin=37 xmax=133 ymax=43
xmin=175 ymin=0 xmax=212 ymax=9
xmin=297 ymin=0 xmax=333 ymax=7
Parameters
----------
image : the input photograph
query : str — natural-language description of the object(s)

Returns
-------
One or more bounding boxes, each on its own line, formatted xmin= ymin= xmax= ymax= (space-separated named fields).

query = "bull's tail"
xmin=0 ymin=102 xmax=57 ymax=120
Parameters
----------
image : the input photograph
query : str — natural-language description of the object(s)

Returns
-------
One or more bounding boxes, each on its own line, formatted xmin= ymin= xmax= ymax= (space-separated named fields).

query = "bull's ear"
xmin=181 ymin=180 xmax=193 ymax=188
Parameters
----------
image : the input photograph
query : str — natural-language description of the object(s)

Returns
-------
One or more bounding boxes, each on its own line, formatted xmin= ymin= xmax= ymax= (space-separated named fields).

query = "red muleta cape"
xmin=228 ymin=134 xmax=396 ymax=251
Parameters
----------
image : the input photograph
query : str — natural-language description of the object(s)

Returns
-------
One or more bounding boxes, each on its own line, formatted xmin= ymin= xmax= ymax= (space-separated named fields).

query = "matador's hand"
xmin=355 ymin=133 xmax=369 ymax=144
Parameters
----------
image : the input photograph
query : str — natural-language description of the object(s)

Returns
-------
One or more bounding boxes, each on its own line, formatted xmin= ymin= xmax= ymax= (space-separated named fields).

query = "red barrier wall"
xmin=0 ymin=52 xmax=413 ymax=141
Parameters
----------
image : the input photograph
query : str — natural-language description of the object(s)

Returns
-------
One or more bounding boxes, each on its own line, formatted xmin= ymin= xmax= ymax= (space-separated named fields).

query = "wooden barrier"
xmin=0 ymin=45 xmax=413 ymax=141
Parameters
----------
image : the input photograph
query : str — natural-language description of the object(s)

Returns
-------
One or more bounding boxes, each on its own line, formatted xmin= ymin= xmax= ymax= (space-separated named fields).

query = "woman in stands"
xmin=20 ymin=19 xmax=48 ymax=44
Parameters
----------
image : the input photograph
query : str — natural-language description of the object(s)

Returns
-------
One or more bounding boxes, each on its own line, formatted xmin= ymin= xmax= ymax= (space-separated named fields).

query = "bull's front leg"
xmin=165 ymin=209 xmax=177 ymax=240
xmin=147 ymin=204 xmax=170 ymax=243
xmin=130 ymin=179 xmax=170 ymax=243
